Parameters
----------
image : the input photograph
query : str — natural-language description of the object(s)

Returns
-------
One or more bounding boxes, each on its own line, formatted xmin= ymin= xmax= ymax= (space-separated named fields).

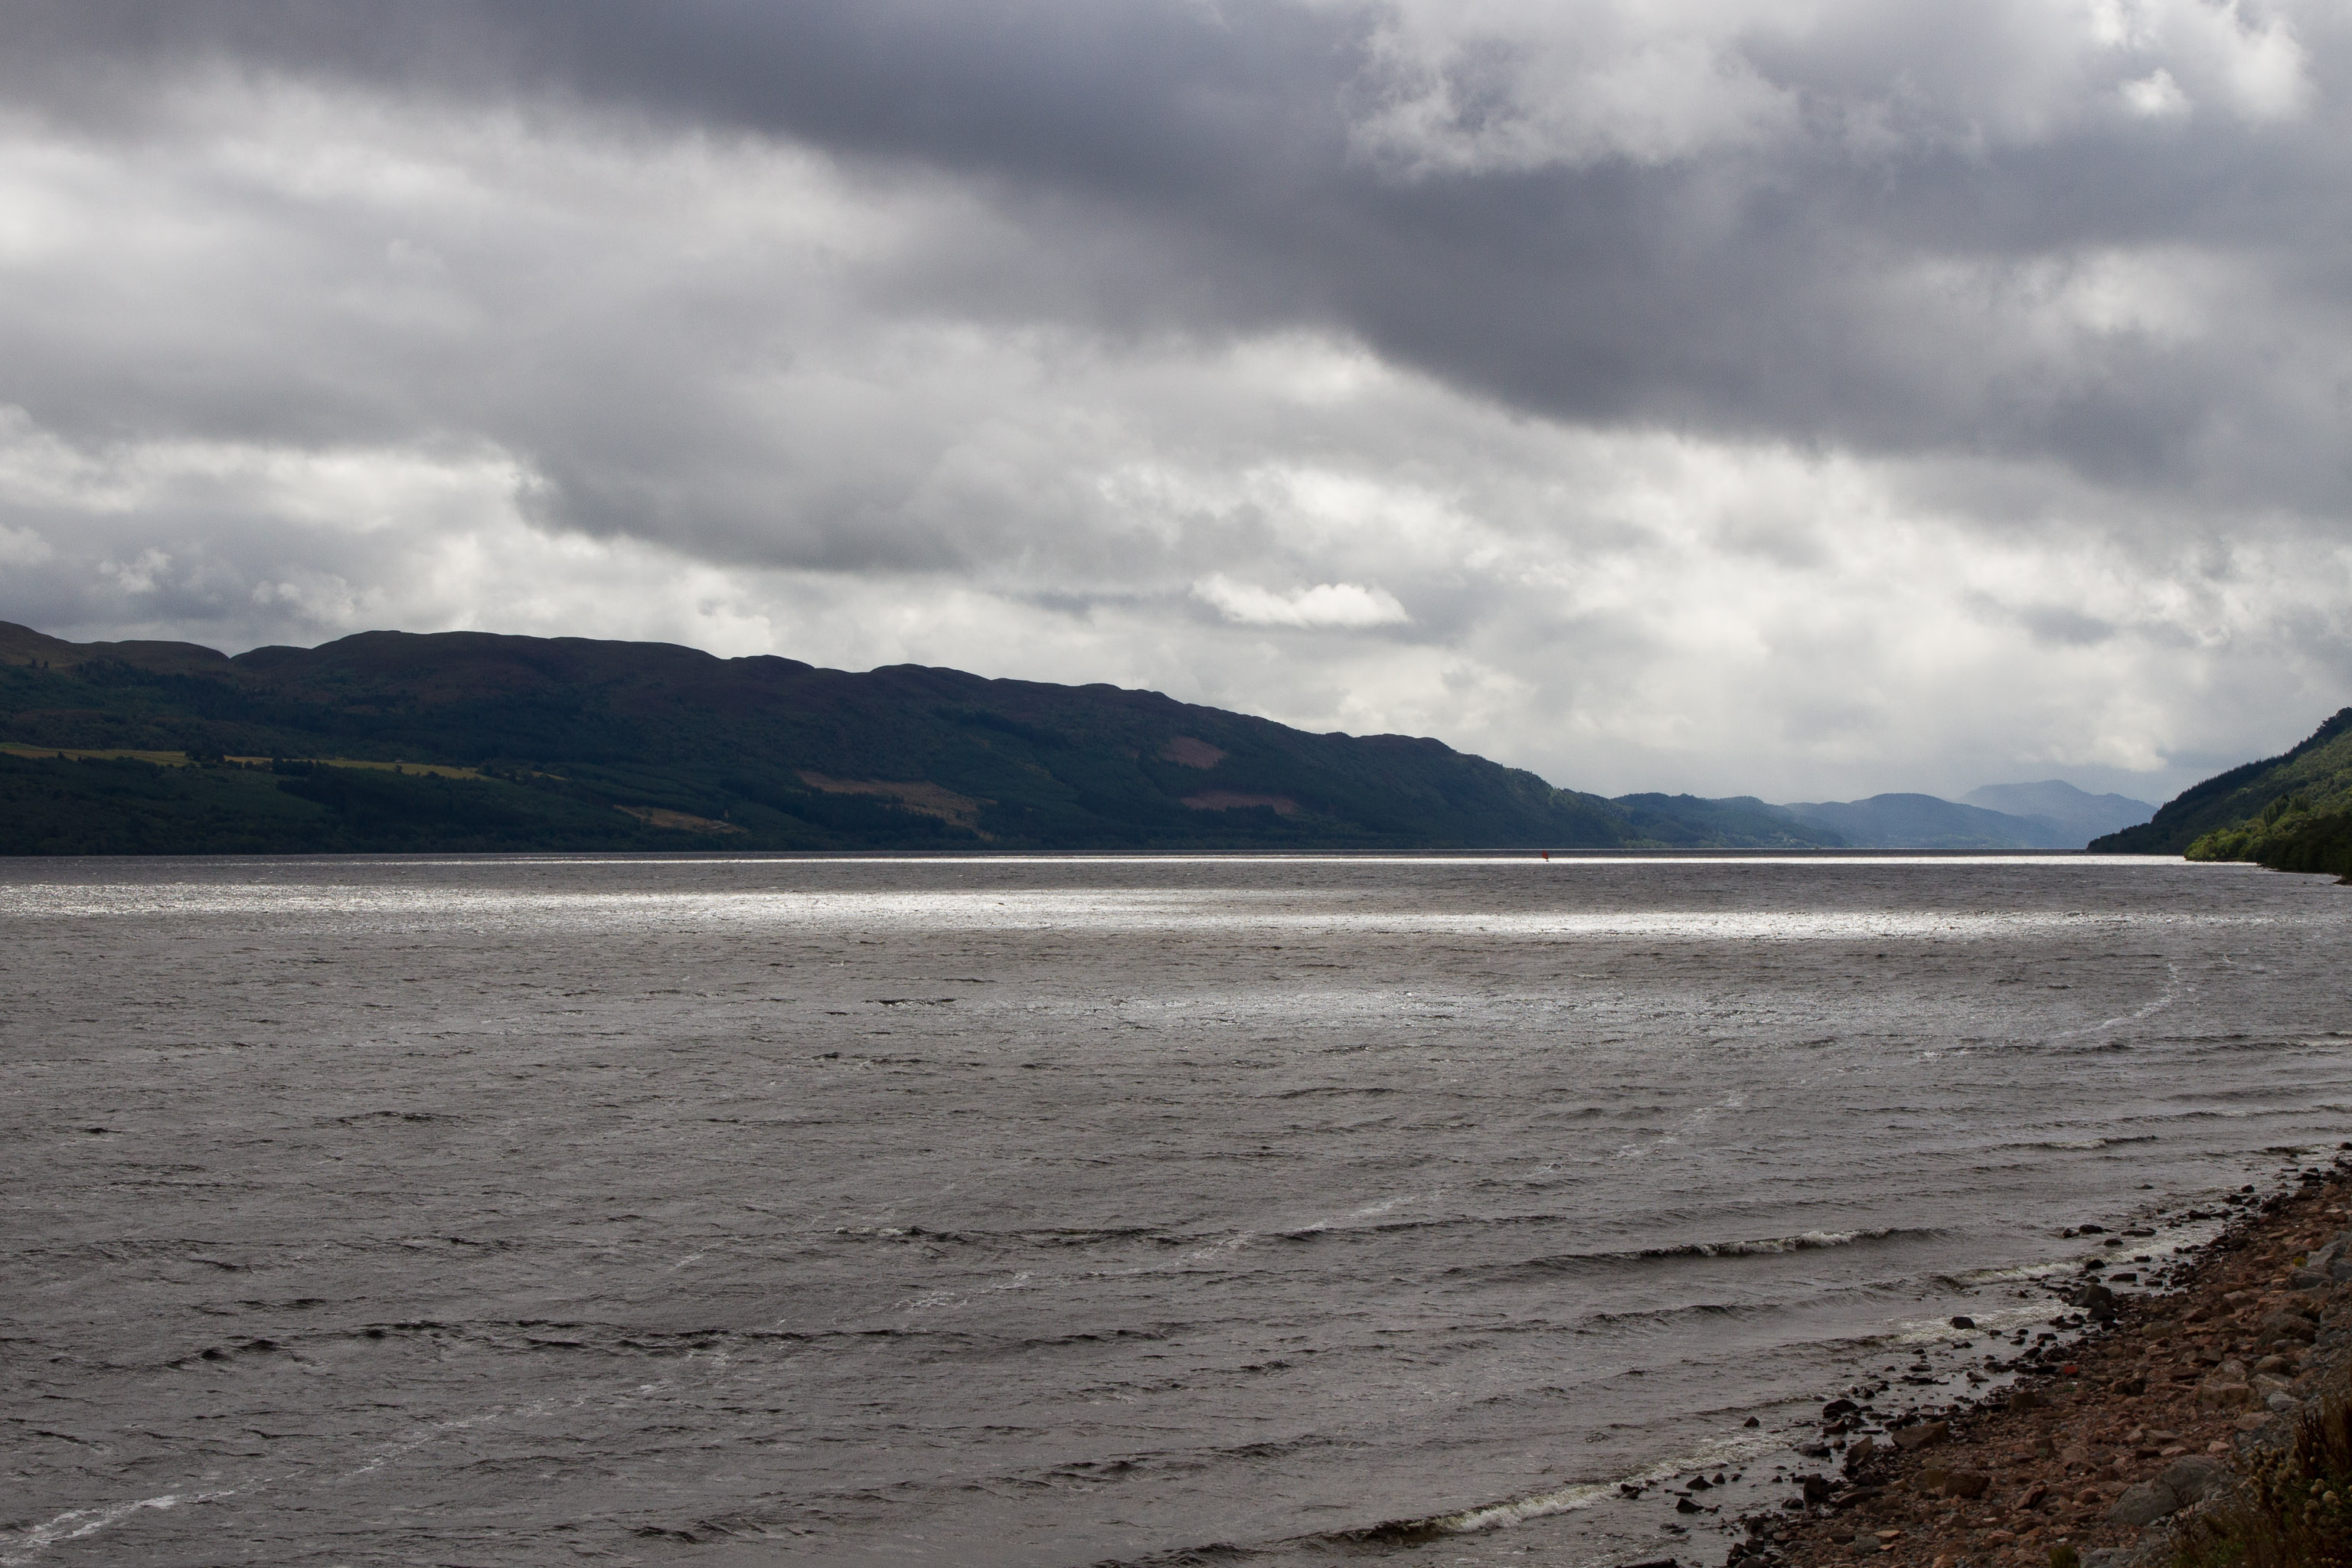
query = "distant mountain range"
xmin=1773 ymin=782 xmax=2154 ymax=851
xmin=0 ymin=619 xmax=2158 ymax=854
xmin=1960 ymin=781 xmax=2163 ymax=844
xmin=1614 ymin=785 xmax=2152 ymax=851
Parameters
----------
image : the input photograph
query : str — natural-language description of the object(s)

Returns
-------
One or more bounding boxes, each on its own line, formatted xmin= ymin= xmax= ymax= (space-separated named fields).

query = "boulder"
xmin=2109 ymin=1455 xmax=2232 ymax=1528
xmin=2109 ymin=1481 xmax=2174 ymax=1527
xmin=2256 ymin=1310 xmax=2318 ymax=1345
xmin=2158 ymin=1455 xmax=2230 ymax=1508
xmin=1945 ymin=1471 xmax=1991 ymax=1499
xmin=2197 ymin=1380 xmax=2257 ymax=1410
xmin=1890 ymin=1422 xmax=1949 ymax=1451
xmin=2293 ymin=1233 xmax=2352 ymax=1287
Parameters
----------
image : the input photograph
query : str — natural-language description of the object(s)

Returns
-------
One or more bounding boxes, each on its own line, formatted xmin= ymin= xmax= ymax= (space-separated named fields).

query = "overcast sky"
xmin=2 ymin=0 xmax=2348 ymax=802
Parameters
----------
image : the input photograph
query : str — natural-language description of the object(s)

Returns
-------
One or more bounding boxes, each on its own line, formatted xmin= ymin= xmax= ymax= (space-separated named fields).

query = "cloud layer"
xmin=2 ymin=1 xmax=2348 ymax=799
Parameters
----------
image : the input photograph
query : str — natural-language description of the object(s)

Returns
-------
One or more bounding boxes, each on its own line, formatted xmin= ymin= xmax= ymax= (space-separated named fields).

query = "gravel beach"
xmin=1745 ymin=1161 xmax=2352 ymax=1568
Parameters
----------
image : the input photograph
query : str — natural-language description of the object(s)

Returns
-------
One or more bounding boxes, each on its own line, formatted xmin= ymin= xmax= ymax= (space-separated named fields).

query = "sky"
xmin=2 ymin=1 xmax=2349 ymax=804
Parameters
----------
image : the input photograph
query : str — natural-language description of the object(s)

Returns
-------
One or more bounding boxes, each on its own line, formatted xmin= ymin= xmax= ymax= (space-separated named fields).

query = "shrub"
xmin=2174 ymin=1383 xmax=2352 ymax=1568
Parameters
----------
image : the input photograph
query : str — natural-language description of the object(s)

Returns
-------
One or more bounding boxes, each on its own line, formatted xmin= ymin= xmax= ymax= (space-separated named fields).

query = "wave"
xmin=1447 ymin=1225 xmax=1938 ymax=1279
xmin=1629 ymin=1227 xmax=1925 ymax=1259
xmin=1313 ymin=1427 xmax=1788 ymax=1549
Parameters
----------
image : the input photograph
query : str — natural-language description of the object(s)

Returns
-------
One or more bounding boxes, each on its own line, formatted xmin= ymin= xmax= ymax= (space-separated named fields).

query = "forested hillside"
xmin=2090 ymin=707 xmax=2352 ymax=879
xmin=2 ymin=620 xmax=1676 ymax=854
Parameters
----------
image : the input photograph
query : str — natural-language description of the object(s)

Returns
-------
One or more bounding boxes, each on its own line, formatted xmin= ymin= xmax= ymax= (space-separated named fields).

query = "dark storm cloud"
xmin=8 ymin=0 xmax=2348 ymax=512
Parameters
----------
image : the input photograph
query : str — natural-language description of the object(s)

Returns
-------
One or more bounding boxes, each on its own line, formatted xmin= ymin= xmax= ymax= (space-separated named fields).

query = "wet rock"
xmin=1949 ymin=1316 xmax=1976 ymax=1330
xmin=1677 ymin=1495 xmax=1702 ymax=1514
xmin=1844 ymin=1437 xmax=1875 ymax=1468
xmin=1890 ymin=1421 xmax=1949 ymax=1451
xmin=1800 ymin=1475 xmax=1834 ymax=1504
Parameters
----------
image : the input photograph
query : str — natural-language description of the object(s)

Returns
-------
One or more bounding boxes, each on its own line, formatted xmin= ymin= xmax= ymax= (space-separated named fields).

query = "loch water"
xmin=4 ymin=853 xmax=2350 ymax=1567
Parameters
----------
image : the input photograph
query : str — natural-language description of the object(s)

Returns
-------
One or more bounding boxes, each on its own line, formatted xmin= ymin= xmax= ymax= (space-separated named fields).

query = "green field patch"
xmin=1 ymin=743 xmax=195 ymax=766
xmin=616 ymin=804 xmax=745 ymax=835
xmin=225 ymin=755 xmax=486 ymax=780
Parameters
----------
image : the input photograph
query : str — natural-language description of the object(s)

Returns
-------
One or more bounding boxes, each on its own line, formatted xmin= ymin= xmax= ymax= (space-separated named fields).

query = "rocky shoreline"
xmin=1721 ymin=1158 xmax=2352 ymax=1568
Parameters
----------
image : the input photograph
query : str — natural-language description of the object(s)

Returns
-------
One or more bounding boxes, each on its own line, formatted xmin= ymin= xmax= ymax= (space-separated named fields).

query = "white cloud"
xmin=1323 ymin=0 xmax=2315 ymax=178
xmin=0 ymin=521 xmax=51 ymax=566
xmin=1193 ymin=574 xmax=1413 ymax=628
xmin=2120 ymin=67 xmax=2190 ymax=115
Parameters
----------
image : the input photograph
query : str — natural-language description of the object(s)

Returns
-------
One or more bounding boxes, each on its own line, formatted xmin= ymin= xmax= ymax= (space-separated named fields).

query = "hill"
xmin=1 ymin=619 xmax=1674 ymax=854
xmin=1609 ymin=793 xmax=1847 ymax=849
xmin=1959 ymin=781 xmax=2154 ymax=848
xmin=2089 ymin=706 xmax=2352 ymax=877
xmin=1774 ymin=792 xmax=2076 ymax=849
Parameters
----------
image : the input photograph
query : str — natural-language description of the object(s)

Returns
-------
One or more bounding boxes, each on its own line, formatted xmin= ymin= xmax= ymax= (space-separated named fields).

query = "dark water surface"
xmin=4 ymin=854 xmax=2349 ymax=1567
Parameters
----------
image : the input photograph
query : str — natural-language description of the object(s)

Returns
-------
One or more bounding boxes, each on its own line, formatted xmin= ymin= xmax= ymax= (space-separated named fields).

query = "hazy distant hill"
xmin=1609 ymin=793 xmax=1847 ymax=848
xmin=1960 ymin=781 xmax=2154 ymax=849
xmin=2092 ymin=707 xmax=2352 ymax=878
xmin=1 ymin=619 xmax=1666 ymax=854
xmin=1776 ymin=792 xmax=2075 ymax=849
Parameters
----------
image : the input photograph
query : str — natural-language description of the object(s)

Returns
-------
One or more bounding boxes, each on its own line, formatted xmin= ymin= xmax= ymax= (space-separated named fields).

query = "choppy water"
xmin=3 ymin=853 xmax=2349 ymax=1568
